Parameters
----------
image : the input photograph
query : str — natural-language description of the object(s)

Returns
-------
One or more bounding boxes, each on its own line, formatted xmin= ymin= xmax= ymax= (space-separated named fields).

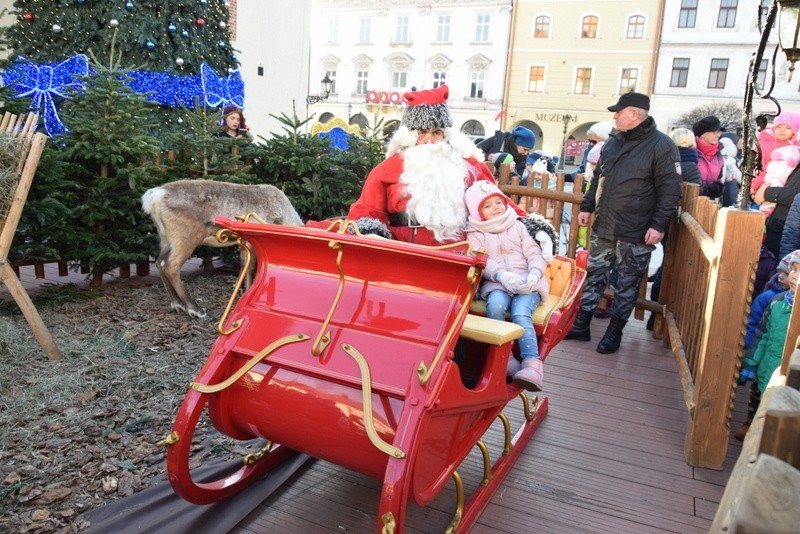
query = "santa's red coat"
xmin=347 ymin=153 xmax=525 ymax=245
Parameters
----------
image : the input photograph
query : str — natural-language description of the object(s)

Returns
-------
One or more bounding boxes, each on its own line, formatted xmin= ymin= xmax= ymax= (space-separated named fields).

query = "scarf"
xmin=696 ymin=137 xmax=719 ymax=160
xmin=466 ymin=205 xmax=518 ymax=234
xmin=785 ymin=290 xmax=795 ymax=308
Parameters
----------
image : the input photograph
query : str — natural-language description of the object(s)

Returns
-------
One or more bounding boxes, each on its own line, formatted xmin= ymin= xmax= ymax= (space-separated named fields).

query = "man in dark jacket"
xmin=477 ymin=126 xmax=536 ymax=177
xmin=566 ymin=92 xmax=682 ymax=354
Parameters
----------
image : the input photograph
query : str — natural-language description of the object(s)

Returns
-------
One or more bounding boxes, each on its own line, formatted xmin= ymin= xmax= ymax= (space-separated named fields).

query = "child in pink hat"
xmin=752 ymin=110 xmax=800 ymax=193
xmin=464 ymin=181 xmax=549 ymax=391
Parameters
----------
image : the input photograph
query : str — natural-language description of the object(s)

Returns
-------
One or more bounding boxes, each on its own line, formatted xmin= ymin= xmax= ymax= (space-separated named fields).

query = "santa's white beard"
xmin=401 ymin=142 xmax=469 ymax=242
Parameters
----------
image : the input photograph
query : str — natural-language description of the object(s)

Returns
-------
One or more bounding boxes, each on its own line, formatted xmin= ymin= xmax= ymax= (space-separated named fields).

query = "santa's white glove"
xmin=496 ymin=271 xmax=522 ymax=293
xmin=535 ymin=230 xmax=554 ymax=263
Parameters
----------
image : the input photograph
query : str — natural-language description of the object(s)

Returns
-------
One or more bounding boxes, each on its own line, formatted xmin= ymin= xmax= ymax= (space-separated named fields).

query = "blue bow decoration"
xmin=3 ymin=54 xmax=89 ymax=136
xmin=201 ymin=63 xmax=244 ymax=109
xmin=317 ymin=127 xmax=353 ymax=151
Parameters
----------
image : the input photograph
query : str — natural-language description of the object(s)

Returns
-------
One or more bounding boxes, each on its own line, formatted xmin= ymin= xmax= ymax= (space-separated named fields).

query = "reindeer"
xmin=141 ymin=179 xmax=303 ymax=318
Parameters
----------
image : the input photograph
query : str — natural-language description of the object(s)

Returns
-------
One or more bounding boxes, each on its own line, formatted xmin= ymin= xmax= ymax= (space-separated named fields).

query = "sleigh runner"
xmin=162 ymin=217 xmax=587 ymax=532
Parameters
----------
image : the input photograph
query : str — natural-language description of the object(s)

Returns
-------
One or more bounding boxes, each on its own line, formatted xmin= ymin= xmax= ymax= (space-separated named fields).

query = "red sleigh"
xmin=162 ymin=217 xmax=587 ymax=532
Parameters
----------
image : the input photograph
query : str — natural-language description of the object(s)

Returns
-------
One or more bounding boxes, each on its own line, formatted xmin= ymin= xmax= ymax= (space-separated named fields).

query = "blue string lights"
xmin=2 ymin=56 xmax=245 ymax=136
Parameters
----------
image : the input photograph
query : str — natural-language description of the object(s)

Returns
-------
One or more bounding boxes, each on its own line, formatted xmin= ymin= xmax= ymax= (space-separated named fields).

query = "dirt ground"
xmin=0 ymin=269 xmax=239 ymax=533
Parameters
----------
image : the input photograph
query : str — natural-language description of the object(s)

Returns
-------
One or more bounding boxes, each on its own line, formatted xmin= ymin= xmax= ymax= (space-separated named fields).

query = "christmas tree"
xmin=3 ymin=0 xmax=241 ymax=135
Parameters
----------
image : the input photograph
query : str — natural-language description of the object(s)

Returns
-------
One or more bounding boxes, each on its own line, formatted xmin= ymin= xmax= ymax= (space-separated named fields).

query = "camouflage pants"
xmin=579 ymin=235 xmax=654 ymax=320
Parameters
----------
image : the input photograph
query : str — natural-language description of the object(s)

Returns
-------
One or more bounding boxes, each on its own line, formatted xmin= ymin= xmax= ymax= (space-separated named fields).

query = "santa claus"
xmin=348 ymin=84 xmax=556 ymax=256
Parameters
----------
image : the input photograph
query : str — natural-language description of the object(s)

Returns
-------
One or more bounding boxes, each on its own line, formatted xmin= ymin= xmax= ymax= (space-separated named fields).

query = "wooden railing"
xmin=658 ymin=185 xmax=763 ymax=468
xmin=710 ymin=346 xmax=800 ymax=532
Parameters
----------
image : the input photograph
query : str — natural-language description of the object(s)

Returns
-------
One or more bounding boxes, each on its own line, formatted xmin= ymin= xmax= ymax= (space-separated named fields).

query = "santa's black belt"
xmin=388 ymin=211 xmax=423 ymax=228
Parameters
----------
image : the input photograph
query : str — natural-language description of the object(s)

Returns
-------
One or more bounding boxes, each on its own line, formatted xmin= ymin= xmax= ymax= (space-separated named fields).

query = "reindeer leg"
xmin=158 ymin=240 xmax=208 ymax=319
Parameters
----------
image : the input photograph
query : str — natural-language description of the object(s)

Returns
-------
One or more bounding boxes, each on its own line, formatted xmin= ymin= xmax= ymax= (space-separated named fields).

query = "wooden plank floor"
xmin=232 ymin=316 xmax=745 ymax=534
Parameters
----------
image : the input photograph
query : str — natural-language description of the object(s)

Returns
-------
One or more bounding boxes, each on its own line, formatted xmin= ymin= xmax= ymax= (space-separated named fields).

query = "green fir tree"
xmin=6 ymin=0 xmax=235 ymax=75
xmin=53 ymin=43 xmax=160 ymax=289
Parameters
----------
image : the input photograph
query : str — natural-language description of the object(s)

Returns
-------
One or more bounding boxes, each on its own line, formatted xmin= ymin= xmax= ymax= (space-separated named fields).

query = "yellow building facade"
xmin=503 ymin=0 xmax=663 ymax=167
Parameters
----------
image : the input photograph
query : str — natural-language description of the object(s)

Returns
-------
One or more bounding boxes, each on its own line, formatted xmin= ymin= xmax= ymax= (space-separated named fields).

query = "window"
xmin=717 ymin=0 xmax=738 ymax=28
xmin=534 ymin=16 xmax=550 ymax=38
xmin=395 ymin=16 xmax=409 ymax=43
xmin=461 ymin=120 xmax=485 ymax=139
xmin=326 ymin=70 xmax=337 ymax=94
xmin=760 ymin=0 xmax=772 ymax=30
xmin=436 ymin=15 xmax=451 ymax=42
xmin=475 ymin=14 xmax=490 ymax=42
xmin=470 ymin=72 xmax=485 ymax=98
xmin=356 ymin=70 xmax=369 ymax=95
xmin=528 ymin=66 xmax=545 ymax=93
xmin=581 ymin=16 xmax=598 ymax=38
xmin=433 ymin=71 xmax=447 ymax=88
xmin=391 ymin=71 xmax=407 ymax=89
xmin=670 ymin=58 xmax=690 ymax=87
xmin=626 ymin=15 xmax=645 ymax=39
xmin=756 ymin=58 xmax=769 ymax=91
xmin=707 ymin=58 xmax=729 ymax=89
xmin=678 ymin=0 xmax=697 ymax=29
xmin=619 ymin=68 xmax=639 ymax=94
xmin=327 ymin=18 xmax=339 ymax=44
xmin=574 ymin=68 xmax=592 ymax=95
xmin=358 ymin=17 xmax=371 ymax=44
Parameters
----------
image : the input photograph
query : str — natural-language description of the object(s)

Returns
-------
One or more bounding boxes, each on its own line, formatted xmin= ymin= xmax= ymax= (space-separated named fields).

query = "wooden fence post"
xmin=685 ymin=208 xmax=763 ymax=468
xmin=0 ymin=119 xmax=62 ymax=361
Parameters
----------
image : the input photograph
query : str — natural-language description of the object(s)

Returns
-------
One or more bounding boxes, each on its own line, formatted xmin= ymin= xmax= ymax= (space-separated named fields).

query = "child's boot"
xmin=506 ymin=356 xmax=521 ymax=377
xmin=512 ymin=358 xmax=543 ymax=391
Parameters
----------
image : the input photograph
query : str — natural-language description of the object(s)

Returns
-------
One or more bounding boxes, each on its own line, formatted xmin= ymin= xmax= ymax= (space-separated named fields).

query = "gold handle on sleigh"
xmin=416 ymin=266 xmax=480 ymax=386
xmin=190 ymin=333 xmax=310 ymax=394
xmin=215 ymin=228 xmax=252 ymax=336
xmin=341 ymin=343 xmax=406 ymax=459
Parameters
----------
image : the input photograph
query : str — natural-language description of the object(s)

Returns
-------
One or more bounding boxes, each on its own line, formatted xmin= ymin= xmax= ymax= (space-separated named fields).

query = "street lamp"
xmin=778 ymin=0 xmax=800 ymax=80
xmin=306 ymin=74 xmax=333 ymax=105
xmin=739 ymin=0 xmax=800 ymax=206
xmin=559 ymin=113 xmax=573 ymax=171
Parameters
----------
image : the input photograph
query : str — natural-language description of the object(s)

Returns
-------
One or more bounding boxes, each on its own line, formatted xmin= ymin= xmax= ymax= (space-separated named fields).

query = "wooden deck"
xmin=232 ymin=317 xmax=745 ymax=534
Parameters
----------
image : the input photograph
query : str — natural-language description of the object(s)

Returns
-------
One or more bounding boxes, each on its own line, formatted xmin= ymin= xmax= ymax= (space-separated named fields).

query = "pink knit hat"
xmin=773 ymin=110 xmax=800 ymax=134
xmin=465 ymin=181 xmax=507 ymax=220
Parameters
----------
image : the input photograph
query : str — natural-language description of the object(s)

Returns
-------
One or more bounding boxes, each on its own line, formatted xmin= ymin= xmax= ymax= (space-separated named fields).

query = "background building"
xmin=308 ymin=0 xmax=512 ymax=140
xmin=232 ymin=0 xmax=311 ymax=139
xmin=652 ymin=0 xmax=800 ymax=132
xmin=505 ymin=0 xmax=661 ymax=166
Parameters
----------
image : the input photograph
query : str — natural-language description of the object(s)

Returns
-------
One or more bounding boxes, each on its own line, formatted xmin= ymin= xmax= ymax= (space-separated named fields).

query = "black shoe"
xmin=565 ymin=309 xmax=593 ymax=342
xmin=593 ymin=308 xmax=611 ymax=319
xmin=646 ymin=314 xmax=655 ymax=331
xmin=596 ymin=316 xmax=627 ymax=354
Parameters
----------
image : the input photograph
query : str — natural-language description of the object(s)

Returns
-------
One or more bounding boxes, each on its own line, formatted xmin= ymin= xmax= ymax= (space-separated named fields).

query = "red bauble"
xmin=196 ymin=18 xmax=204 ymax=26
xmin=23 ymin=13 xmax=34 ymax=21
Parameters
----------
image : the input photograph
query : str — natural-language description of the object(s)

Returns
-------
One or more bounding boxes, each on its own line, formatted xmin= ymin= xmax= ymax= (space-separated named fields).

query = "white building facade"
xmin=232 ymin=0 xmax=311 ymax=139
xmin=652 ymin=0 xmax=800 ymax=131
xmin=309 ymin=0 xmax=513 ymax=140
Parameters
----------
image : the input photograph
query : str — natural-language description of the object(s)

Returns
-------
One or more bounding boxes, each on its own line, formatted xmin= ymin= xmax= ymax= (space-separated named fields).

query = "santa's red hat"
xmin=402 ymin=85 xmax=453 ymax=130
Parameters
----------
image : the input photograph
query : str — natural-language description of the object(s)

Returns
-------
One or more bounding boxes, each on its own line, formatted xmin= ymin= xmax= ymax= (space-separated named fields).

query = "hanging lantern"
xmin=778 ymin=0 xmax=800 ymax=80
